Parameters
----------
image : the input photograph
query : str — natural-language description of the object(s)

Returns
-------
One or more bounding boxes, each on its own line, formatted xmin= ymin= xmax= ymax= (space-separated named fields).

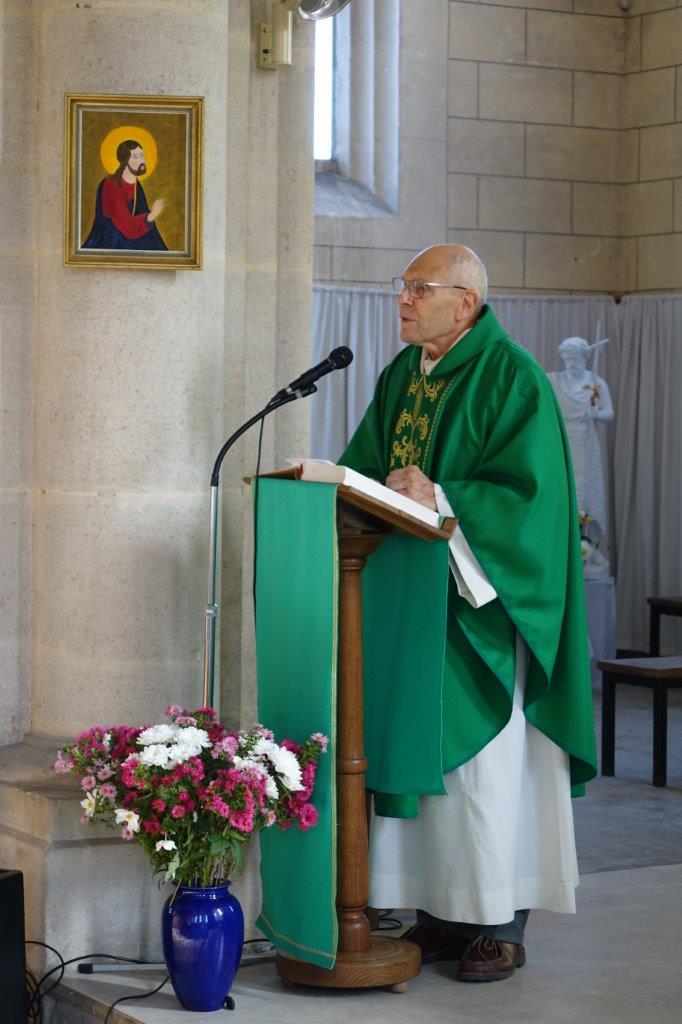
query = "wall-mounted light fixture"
xmin=259 ymin=0 xmax=352 ymax=70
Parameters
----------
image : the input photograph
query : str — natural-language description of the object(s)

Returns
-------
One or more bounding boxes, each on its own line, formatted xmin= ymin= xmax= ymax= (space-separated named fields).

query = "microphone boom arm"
xmin=203 ymin=384 xmax=316 ymax=708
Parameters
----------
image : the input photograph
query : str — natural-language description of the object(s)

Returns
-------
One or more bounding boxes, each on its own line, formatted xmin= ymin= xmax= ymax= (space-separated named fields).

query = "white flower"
xmin=137 ymin=725 xmax=211 ymax=768
xmin=167 ymin=740 xmax=200 ymax=765
xmin=264 ymin=774 xmax=279 ymax=800
xmin=139 ymin=743 xmax=173 ymax=768
xmin=138 ymin=723 xmax=177 ymax=746
xmin=253 ymin=737 xmax=278 ymax=759
xmin=155 ymin=838 xmax=177 ymax=852
xmin=178 ymin=726 xmax=211 ymax=751
xmin=253 ymin=739 xmax=303 ymax=792
xmin=102 ymin=732 xmax=111 ymax=752
xmin=114 ymin=808 xmax=140 ymax=832
xmin=80 ymin=792 xmax=97 ymax=818
xmin=233 ymin=754 xmax=264 ymax=774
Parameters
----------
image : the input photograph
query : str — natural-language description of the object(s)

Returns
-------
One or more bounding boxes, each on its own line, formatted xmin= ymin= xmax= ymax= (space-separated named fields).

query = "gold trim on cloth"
xmin=258 ymin=912 xmax=337 ymax=964
xmin=389 ymin=371 xmax=459 ymax=472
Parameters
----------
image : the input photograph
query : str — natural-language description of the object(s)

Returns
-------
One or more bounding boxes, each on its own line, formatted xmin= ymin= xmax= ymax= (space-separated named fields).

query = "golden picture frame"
xmin=64 ymin=93 xmax=203 ymax=270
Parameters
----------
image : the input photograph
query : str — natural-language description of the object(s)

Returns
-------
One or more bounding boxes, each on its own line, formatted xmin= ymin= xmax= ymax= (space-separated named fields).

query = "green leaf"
xmin=231 ymin=840 xmax=244 ymax=875
xmin=164 ymin=851 xmax=180 ymax=882
xmin=209 ymin=835 xmax=230 ymax=856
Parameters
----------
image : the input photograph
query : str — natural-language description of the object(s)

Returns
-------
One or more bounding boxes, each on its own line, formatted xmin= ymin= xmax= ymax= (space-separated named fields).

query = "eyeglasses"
xmin=391 ymin=277 xmax=468 ymax=299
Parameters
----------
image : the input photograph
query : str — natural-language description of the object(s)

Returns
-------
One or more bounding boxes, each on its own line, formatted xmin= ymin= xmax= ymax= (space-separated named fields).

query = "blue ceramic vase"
xmin=162 ymin=883 xmax=244 ymax=1012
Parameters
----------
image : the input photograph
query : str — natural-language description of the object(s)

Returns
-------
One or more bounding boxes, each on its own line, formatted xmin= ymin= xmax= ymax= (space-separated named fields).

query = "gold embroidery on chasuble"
xmin=389 ymin=371 xmax=456 ymax=471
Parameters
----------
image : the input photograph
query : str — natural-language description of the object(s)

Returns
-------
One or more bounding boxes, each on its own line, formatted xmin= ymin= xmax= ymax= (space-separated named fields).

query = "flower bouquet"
xmin=55 ymin=705 xmax=328 ymax=1011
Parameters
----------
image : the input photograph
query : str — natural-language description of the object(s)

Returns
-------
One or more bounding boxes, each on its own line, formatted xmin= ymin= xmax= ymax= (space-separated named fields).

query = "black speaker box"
xmin=0 ymin=869 xmax=27 ymax=1023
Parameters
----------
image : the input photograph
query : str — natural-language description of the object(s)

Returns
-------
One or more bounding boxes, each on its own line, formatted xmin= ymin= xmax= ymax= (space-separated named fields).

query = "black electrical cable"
xmin=103 ymin=972 xmax=170 ymax=1024
xmin=26 ymin=938 xmax=245 ymax=1019
xmin=25 ymin=968 xmax=42 ymax=1024
xmin=25 ymin=942 xmax=153 ymax=1018
xmin=378 ymin=908 xmax=403 ymax=931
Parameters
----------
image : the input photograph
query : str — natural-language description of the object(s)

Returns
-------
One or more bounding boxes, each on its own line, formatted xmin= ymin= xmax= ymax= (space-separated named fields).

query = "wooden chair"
xmin=598 ymin=657 xmax=682 ymax=787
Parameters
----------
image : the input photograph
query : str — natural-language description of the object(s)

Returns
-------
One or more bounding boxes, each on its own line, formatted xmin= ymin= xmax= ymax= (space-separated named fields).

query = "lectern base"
xmin=276 ymin=937 xmax=421 ymax=991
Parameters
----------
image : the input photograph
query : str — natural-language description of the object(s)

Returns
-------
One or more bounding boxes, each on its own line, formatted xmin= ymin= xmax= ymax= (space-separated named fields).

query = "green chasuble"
xmin=339 ymin=304 xmax=598 ymax=818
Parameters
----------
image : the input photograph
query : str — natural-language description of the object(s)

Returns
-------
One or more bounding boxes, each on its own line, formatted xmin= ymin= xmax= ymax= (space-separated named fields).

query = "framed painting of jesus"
xmin=64 ymin=93 xmax=203 ymax=269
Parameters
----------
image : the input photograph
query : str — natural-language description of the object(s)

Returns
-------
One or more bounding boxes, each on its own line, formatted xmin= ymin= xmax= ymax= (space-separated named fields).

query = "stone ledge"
xmin=49 ymin=968 xmax=230 ymax=1023
xmin=0 ymin=738 xmax=113 ymax=844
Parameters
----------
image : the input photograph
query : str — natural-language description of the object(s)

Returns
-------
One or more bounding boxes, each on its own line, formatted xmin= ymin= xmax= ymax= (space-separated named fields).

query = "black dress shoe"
xmin=400 ymin=922 xmax=470 ymax=964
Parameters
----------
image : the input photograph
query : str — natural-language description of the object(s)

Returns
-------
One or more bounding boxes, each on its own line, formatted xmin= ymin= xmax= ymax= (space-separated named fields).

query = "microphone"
xmin=272 ymin=346 xmax=353 ymax=401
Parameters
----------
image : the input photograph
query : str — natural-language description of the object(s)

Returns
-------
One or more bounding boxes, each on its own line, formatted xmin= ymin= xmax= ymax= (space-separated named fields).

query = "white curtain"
xmin=310 ymin=284 xmax=682 ymax=654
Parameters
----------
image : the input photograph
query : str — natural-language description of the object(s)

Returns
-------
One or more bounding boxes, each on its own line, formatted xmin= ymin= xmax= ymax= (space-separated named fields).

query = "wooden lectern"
xmin=274 ymin=482 xmax=456 ymax=992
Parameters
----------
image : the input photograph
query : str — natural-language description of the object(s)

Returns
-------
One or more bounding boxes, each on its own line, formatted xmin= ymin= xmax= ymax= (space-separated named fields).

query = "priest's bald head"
xmin=394 ymin=244 xmax=489 ymax=360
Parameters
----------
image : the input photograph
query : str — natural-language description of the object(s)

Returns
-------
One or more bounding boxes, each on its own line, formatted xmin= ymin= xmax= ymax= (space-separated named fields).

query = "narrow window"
xmin=314 ymin=19 xmax=334 ymax=163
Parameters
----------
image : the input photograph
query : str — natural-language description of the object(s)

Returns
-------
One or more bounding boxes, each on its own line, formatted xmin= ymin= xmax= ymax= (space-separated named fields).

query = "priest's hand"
xmin=386 ymin=466 xmax=437 ymax=511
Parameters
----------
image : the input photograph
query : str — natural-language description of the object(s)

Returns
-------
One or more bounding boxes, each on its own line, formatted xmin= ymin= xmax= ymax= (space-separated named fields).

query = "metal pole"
xmin=200 ymin=388 xmax=312 ymax=712
xmin=203 ymin=484 xmax=220 ymax=708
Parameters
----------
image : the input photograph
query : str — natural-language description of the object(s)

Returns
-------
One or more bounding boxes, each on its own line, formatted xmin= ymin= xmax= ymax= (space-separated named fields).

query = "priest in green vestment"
xmin=338 ymin=244 xmax=597 ymax=983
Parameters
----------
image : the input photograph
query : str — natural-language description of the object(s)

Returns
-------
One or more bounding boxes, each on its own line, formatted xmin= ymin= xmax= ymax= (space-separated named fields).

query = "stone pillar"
xmin=0 ymin=0 xmax=314 ymax=964
xmin=0 ymin=0 xmax=37 ymax=746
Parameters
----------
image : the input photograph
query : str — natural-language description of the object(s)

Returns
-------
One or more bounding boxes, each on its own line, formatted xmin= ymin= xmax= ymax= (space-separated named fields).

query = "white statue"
xmin=548 ymin=337 xmax=614 ymax=539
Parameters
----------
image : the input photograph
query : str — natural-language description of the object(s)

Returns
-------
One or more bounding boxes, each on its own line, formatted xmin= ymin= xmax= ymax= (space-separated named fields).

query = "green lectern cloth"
xmin=254 ymin=479 xmax=339 ymax=968
xmin=362 ymin=533 xmax=451 ymax=797
xmin=253 ymin=478 xmax=453 ymax=968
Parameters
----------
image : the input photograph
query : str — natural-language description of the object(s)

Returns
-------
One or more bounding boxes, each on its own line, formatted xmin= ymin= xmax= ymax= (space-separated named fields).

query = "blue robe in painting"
xmin=82 ymin=178 xmax=168 ymax=251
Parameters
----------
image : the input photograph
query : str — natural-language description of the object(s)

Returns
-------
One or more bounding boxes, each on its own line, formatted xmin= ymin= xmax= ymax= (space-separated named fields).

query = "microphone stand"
xmin=202 ymin=384 xmax=317 ymax=709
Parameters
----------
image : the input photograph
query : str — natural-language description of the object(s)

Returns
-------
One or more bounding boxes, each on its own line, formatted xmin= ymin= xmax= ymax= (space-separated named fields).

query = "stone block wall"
xmin=441 ymin=0 xmax=635 ymax=292
xmin=627 ymin=1 xmax=682 ymax=288
xmin=315 ymin=0 xmax=682 ymax=294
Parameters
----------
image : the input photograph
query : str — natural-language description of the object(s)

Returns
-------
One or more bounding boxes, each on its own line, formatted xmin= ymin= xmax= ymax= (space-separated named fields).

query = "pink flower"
xmin=208 ymin=795 xmax=231 ymax=818
xmin=211 ymin=735 xmax=238 ymax=759
xmin=310 ymin=732 xmax=328 ymax=753
xmin=121 ymin=825 xmax=136 ymax=841
xmin=254 ymin=724 xmax=274 ymax=740
xmin=175 ymin=715 xmax=197 ymax=726
xmin=170 ymin=804 xmax=186 ymax=819
xmin=187 ymin=757 xmax=205 ymax=781
xmin=196 ymin=706 xmax=216 ymax=720
xmin=151 ymin=797 xmax=166 ymax=814
xmin=165 ymin=705 xmax=185 ymax=717
xmin=97 ymin=766 xmax=113 ymax=781
xmin=302 ymin=763 xmax=316 ymax=792
xmin=100 ymin=783 xmax=117 ymax=801
xmin=143 ymin=816 xmax=162 ymax=836
xmin=229 ymin=809 xmax=254 ymax=833
xmin=297 ymin=803 xmax=319 ymax=831
xmin=264 ymin=809 xmax=276 ymax=826
xmin=54 ymin=751 xmax=74 ymax=774
xmin=81 ymin=775 xmax=96 ymax=791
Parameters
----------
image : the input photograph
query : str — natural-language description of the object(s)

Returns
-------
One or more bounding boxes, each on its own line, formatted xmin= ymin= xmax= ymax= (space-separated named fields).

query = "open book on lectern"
xmin=285 ymin=458 xmax=444 ymax=531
